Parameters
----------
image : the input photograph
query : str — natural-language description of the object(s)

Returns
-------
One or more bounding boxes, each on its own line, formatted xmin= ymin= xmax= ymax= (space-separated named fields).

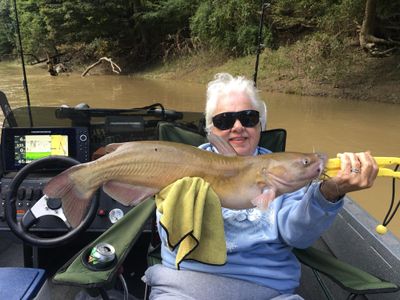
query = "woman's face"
xmin=211 ymin=91 xmax=261 ymax=156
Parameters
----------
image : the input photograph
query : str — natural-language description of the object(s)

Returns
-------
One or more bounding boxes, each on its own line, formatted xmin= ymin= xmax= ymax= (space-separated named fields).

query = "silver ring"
xmin=351 ymin=168 xmax=361 ymax=173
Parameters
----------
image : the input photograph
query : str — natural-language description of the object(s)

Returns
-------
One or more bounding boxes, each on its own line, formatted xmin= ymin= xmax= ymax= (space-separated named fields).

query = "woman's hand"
xmin=320 ymin=152 xmax=379 ymax=202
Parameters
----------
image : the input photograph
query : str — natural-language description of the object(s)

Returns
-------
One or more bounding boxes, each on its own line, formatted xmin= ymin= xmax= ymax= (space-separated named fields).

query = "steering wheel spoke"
xmin=5 ymin=156 xmax=98 ymax=247
xmin=20 ymin=209 xmax=37 ymax=229
xmin=22 ymin=195 xmax=71 ymax=229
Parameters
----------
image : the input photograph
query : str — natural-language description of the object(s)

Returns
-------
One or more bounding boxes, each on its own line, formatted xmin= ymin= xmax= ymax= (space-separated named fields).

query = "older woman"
xmin=144 ymin=73 xmax=378 ymax=300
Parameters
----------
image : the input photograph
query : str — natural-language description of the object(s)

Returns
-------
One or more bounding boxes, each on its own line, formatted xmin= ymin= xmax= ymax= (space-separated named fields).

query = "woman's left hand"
xmin=320 ymin=151 xmax=379 ymax=202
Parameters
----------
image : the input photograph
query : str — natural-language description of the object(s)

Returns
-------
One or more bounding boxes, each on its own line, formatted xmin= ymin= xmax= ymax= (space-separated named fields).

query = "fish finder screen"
xmin=14 ymin=134 xmax=69 ymax=164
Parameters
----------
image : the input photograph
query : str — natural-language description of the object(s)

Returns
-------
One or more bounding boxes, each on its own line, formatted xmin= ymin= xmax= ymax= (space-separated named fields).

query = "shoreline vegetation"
xmin=4 ymin=41 xmax=399 ymax=105
xmin=135 ymin=47 xmax=400 ymax=105
xmin=1 ymin=1 xmax=398 ymax=104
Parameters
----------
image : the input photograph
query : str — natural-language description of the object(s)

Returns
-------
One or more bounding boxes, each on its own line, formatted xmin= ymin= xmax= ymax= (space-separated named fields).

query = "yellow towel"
xmin=155 ymin=177 xmax=227 ymax=269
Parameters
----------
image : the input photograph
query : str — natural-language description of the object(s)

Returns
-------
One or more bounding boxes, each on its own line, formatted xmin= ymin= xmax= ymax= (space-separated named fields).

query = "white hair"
xmin=204 ymin=73 xmax=267 ymax=133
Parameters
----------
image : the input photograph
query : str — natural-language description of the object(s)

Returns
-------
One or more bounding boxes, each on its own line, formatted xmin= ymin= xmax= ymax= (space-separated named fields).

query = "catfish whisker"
xmin=318 ymin=176 xmax=342 ymax=199
xmin=304 ymin=181 xmax=313 ymax=194
xmin=318 ymin=167 xmax=333 ymax=180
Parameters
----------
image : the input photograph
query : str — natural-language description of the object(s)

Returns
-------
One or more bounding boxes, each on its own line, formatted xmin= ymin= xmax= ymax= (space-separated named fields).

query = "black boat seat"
xmin=157 ymin=121 xmax=287 ymax=152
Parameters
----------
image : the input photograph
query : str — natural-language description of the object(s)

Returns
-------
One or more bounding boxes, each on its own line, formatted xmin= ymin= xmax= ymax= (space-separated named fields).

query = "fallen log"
xmin=81 ymin=57 xmax=122 ymax=77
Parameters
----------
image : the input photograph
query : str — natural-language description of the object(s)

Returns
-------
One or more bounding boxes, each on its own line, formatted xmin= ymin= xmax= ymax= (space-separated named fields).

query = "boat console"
xmin=0 ymin=104 xmax=204 ymax=278
xmin=0 ymin=104 xmax=203 ymax=230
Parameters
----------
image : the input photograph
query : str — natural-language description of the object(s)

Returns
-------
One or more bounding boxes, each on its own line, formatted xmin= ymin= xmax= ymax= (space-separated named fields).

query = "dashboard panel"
xmin=0 ymin=105 xmax=203 ymax=235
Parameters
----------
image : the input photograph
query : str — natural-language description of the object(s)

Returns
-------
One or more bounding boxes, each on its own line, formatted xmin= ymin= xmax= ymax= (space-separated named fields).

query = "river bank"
xmin=4 ymin=43 xmax=399 ymax=105
xmin=136 ymin=48 xmax=400 ymax=105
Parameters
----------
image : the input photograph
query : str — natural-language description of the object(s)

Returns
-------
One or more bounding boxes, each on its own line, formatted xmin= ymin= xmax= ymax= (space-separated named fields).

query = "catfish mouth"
xmin=316 ymin=153 xmax=327 ymax=177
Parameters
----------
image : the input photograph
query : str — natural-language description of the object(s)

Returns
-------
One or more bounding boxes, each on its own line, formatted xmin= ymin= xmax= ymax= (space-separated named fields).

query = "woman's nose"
xmin=231 ymin=119 xmax=244 ymax=131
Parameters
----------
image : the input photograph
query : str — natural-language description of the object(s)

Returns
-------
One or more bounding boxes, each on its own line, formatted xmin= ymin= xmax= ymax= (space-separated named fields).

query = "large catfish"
xmin=44 ymin=135 xmax=326 ymax=227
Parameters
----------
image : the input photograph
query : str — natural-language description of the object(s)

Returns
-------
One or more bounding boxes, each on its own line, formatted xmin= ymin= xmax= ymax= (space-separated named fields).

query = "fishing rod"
xmin=13 ymin=0 xmax=33 ymax=127
xmin=253 ymin=0 xmax=270 ymax=87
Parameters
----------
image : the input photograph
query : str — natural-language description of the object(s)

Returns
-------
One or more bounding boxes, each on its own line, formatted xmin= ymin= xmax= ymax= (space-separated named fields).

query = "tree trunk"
xmin=359 ymin=0 xmax=399 ymax=53
xmin=359 ymin=0 xmax=377 ymax=49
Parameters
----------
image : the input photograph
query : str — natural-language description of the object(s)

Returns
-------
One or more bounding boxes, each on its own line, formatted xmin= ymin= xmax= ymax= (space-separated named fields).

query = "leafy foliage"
xmin=0 ymin=0 xmax=14 ymax=56
xmin=190 ymin=0 xmax=259 ymax=56
xmin=0 ymin=0 xmax=398 ymax=67
xmin=319 ymin=0 xmax=365 ymax=37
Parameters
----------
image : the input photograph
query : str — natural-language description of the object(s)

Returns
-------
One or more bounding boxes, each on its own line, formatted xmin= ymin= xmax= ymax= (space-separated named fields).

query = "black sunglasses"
xmin=212 ymin=110 xmax=260 ymax=130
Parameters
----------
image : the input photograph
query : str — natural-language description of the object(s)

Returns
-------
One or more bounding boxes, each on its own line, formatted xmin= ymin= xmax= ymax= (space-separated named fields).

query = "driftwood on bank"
xmin=81 ymin=57 xmax=122 ymax=77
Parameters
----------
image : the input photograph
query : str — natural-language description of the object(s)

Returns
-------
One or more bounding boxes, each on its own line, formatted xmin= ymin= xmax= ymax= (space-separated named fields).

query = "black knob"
xmin=17 ymin=188 xmax=26 ymax=200
xmin=25 ymin=188 xmax=33 ymax=201
xmin=47 ymin=198 xmax=62 ymax=210
xmin=33 ymin=189 xmax=43 ymax=201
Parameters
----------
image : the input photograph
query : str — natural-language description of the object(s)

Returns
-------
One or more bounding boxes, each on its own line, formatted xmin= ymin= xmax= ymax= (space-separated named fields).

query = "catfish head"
xmin=261 ymin=152 xmax=326 ymax=193
xmin=252 ymin=152 xmax=326 ymax=209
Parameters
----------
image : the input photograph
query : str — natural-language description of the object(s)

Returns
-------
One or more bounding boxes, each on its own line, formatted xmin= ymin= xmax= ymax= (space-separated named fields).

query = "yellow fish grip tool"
xmin=324 ymin=157 xmax=400 ymax=235
xmin=324 ymin=157 xmax=400 ymax=179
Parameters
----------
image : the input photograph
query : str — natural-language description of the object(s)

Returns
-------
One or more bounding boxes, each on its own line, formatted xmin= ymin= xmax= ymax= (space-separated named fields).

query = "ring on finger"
xmin=351 ymin=168 xmax=361 ymax=173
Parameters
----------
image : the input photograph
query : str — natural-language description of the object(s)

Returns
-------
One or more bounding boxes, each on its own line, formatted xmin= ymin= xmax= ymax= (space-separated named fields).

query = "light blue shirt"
xmin=157 ymin=143 xmax=343 ymax=293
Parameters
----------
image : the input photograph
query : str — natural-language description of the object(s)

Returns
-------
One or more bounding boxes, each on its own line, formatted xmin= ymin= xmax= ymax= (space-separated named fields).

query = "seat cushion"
xmin=0 ymin=267 xmax=46 ymax=300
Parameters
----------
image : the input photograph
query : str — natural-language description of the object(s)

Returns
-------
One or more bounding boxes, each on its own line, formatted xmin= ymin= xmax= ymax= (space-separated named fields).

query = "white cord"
xmin=118 ymin=273 xmax=129 ymax=300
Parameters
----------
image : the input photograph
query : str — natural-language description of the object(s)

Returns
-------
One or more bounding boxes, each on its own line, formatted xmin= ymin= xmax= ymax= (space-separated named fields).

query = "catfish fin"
xmin=105 ymin=143 xmax=125 ymax=154
xmin=103 ymin=181 xmax=159 ymax=206
xmin=207 ymin=133 xmax=237 ymax=156
xmin=43 ymin=165 xmax=96 ymax=228
xmin=251 ymin=188 xmax=276 ymax=210
xmin=256 ymin=170 xmax=267 ymax=187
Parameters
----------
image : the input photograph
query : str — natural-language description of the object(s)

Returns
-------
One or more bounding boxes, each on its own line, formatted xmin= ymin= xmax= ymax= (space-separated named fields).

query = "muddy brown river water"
xmin=1 ymin=61 xmax=399 ymax=237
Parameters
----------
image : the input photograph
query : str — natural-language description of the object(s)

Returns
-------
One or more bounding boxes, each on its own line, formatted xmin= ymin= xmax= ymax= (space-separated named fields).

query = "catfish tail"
xmin=43 ymin=164 xmax=98 ymax=228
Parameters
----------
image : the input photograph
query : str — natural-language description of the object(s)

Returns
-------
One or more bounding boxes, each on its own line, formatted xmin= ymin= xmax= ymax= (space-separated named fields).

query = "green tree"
xmin=0 ymin=0 xmax=15 ymax=56
xmin=17 ymin=0 xmax=49 ymax=58
xmin=3 ymin=0 xmax=398 ymax=68
xmin=190 ymin=0 xmax=260 ymax=56
xmin=359 ymin=0 xmax=400 ymax=55
xmin=131 ymin=0 xmax=200 ymax=62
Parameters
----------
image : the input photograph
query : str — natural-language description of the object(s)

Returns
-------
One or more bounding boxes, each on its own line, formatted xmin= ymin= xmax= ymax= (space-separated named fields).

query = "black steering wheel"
xmin=5 ymin=156 xmax=98 ymax=247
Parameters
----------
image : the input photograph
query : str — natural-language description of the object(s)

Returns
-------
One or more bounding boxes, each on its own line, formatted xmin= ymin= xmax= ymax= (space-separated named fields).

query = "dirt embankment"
xmin=47 ymin=43 xmax=399 ymax=104
xmin=258 ymin=56 xmax=400 ymax=104
xmin=258 ymin=76 xmax=400 ymax=104
xmin=138 ymin=49 xmax=400 ymax=104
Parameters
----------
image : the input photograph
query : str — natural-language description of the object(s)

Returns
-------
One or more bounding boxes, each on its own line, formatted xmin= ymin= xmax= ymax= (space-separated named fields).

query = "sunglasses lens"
xmin=212 ymin=113 xmax=236 ymax=130
xmin=238 ymin=110 xmax=259 ymax=127
xmin=212 ymin=110 xmax=259 ymax=130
